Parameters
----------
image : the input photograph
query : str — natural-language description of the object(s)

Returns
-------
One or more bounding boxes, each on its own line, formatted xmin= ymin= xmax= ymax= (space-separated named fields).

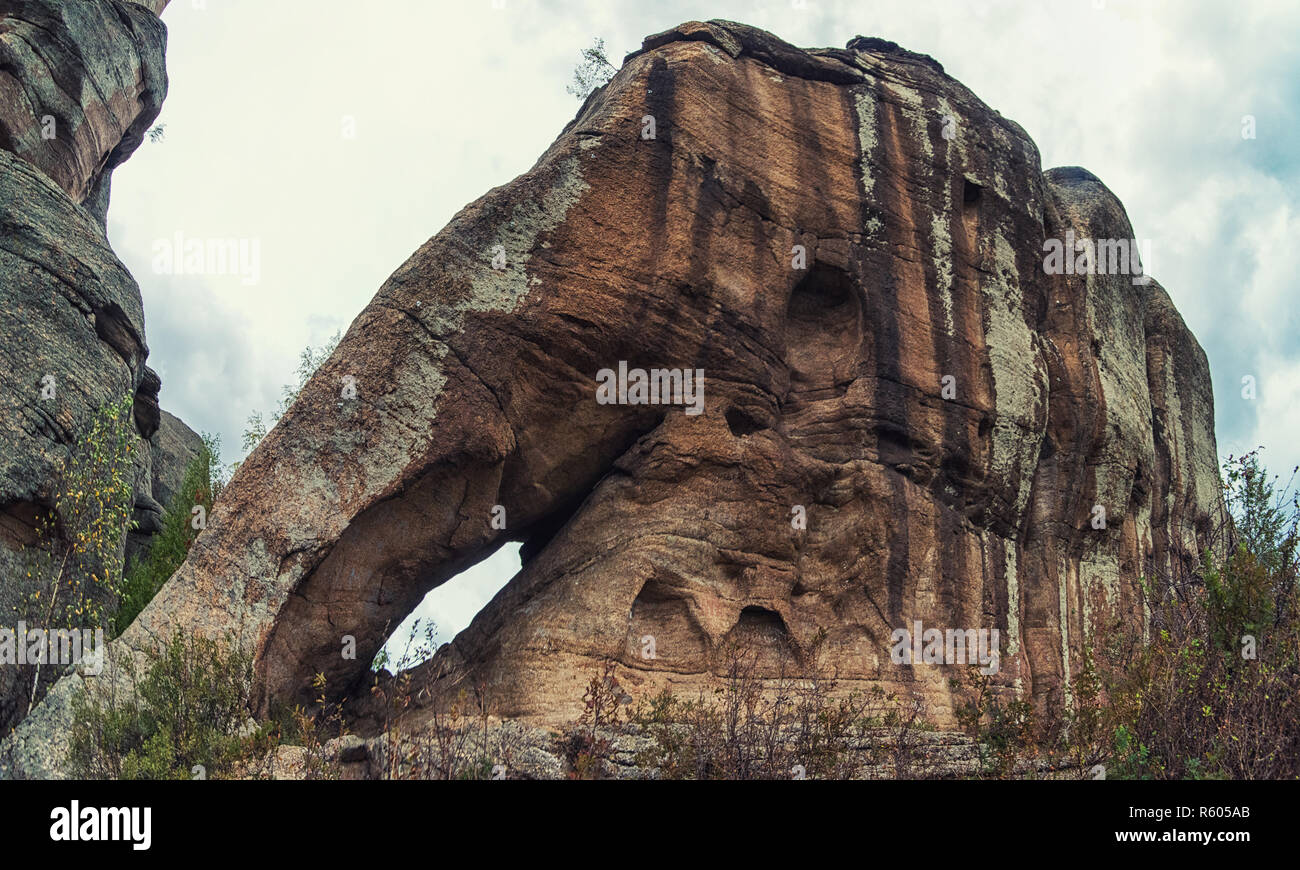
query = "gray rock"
xmin=0 ymin=0 xmax=168 ymax=220
xmin=0 ymin=0 xmax=194 ymax=736
xmin=151 ymin=410 xmax=204 ymax=512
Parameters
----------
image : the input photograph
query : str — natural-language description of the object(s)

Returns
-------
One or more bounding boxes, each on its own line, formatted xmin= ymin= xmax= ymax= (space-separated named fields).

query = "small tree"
xmin=242 ymin=331 xmax=341 ymax=454
xmin=18 ymin=394 xmax=138 ymax=713
xmin=566 ymin=38 xmax=616 ymax=100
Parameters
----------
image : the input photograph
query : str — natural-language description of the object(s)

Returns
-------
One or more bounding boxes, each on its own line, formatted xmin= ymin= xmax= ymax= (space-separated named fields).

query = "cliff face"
xmin=0 ymin=0 xmax=197 ymax=734
xmin=3 ymin=20 xmax=1223 ymax=775
xmin=0 ymin=0 xmax=170 ymax=223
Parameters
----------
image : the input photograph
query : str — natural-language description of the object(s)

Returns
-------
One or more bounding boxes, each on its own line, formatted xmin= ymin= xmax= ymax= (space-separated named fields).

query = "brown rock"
xmin=4 ymin=21 xmax=1224 ymax=776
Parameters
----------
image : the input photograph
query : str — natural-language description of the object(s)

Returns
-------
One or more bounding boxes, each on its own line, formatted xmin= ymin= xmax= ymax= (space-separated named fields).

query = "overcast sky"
xmin=106 ymin=0 xmax=1300 ymax=653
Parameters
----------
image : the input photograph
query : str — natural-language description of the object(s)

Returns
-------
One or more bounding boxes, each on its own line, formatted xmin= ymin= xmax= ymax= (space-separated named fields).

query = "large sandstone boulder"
xmin=3 ymin=20 xmax=1223 ymax=777
xmin=0 ymin=0 xmax=194 ymax=736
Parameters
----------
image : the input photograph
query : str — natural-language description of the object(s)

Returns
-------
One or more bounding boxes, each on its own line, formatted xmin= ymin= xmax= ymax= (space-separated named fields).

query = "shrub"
xmin=1075 ymin=450 xmax=1300 ymax=779
xmin=16 ymin=394 xmax=137 ymax=716
xmin=625 ymin=639 xmax=895 ymax=780
xmin=112 ymin=433 xmax=222 ymax=637
xmin=366 ymin=627 xmax=506 ymax=781
xmin=69 ymin=632 xmax=260 ymax=780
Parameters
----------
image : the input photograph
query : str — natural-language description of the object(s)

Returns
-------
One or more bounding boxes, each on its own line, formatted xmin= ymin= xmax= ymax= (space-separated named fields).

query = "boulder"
xmin=3 ymin=20 xmax=1224 ymax=776
xmin=0 ymin=0 xmax=169 ymax=224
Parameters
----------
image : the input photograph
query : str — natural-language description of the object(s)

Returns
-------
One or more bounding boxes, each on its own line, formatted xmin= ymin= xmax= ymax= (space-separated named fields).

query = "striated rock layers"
xmin=0 ymin=0 xmax=171 ymax=223
xmin=0 ymin=0 xmax=197 ymax=735
xmin=4 ymin=20 xmax=1223 ymax=776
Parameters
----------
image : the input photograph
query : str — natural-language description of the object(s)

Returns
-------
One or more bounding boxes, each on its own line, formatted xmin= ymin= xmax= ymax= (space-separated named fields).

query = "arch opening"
xmin=374 ymin=542 xmax=523 ymax=675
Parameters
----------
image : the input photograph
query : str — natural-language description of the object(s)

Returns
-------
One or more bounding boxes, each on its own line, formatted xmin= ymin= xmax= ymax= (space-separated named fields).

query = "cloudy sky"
xmin=107 ymin=0 xmax=1300 ymax=652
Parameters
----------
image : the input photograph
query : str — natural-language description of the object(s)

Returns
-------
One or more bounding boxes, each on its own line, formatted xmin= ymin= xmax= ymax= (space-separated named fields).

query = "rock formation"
xmin=2 ymin=19 xmax=1223 ymax=777
xmin=0 ymin=0 xmax=170 ymax=223
xmin=0 ymin=0 xmax=197 ymax=735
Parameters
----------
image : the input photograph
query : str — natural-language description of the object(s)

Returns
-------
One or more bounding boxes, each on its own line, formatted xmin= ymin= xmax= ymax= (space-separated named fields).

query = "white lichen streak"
xmin=1004 ymin=538 xmax=1021 ymax=663
xmin=1059 ymin=557 xmax=1073 ymax=711
xmin=852 ymin=85 xmax=879 ymax=201
xmin=986 ymin=231 xmax=1043 ymax=519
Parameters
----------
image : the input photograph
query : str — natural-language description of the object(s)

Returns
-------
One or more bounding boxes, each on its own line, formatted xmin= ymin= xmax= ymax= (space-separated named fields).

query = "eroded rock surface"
xmin=0 ymin=0 xmax=191 ymax=736
xmin=4 ymin=20 xmax=1223 ymax=777
xmin=0 ymin=0 xmax=169 ymax=223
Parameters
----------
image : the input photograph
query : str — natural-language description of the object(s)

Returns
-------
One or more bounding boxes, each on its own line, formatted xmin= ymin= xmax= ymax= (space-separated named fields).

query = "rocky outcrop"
xmin=0 ymin=0 xmax=170 ymax=224
xmin=0 ymin=0 xmax=192 ymax=735
xmin=3 ymin=20 xmax=1223 ymax=777
xmin=150 ymin=409 xmax=204 ymax=510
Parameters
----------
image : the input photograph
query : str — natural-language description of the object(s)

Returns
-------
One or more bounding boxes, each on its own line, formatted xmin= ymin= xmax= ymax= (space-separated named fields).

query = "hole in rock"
xmin=784 ymin=262 xmax=861 ymax=392
xmin=374 ymin=542 xmax=522 ymax=674
xmin=963 ymin=179 xmax=983 ymax=205
xmin=726 ymin=407 xmax=766 ymax=437
xmin=626 ymin=578 xmax=709 ymax=668
xmin=518 ymin=491 xmax=590 ymax=566
xmin=721 ymin=605 xmax=798 ymax=674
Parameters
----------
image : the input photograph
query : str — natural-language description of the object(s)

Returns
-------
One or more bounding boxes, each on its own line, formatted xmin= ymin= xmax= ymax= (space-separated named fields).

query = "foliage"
xmin=566 ymin=38 xmax=616 ymax=100
xmin=69 ymin=632 xmax=258 ymax=779
xmin=624 ymin=638 xmax=902 ymax=780
xmin=1089 ymin=451 xmax=1300 ymax=779
xmin=567 ymin=660 xmax=628 ymax=778
xmin=366 ymin=625 xmax=509 ymax=780
xmin=112 ymin=433 xmax=222 ymax=637
xmin=952 ymin=667 xmax=1036 ymax=778
xmin=241 ymin=331 xmax=340 ymax=454
xmin=1223 ymin=449 xmax=1299 ymax=579
xmin=950 ymin=450 xmax=1300 ymax=780
xmin=943 ymin=450 xmax=1300 ymax=781
xmin=16 ymin=394 xmax=138 ymax=714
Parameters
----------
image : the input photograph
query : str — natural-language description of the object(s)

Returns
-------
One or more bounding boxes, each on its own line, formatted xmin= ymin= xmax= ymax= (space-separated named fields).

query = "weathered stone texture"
xmin=0 ymin=0 xmax=191 ymax=738
xmin=3 ymin=21 xmax=1223 ymax=776
xmin=0 ymin=0 xmax=168 ymax=221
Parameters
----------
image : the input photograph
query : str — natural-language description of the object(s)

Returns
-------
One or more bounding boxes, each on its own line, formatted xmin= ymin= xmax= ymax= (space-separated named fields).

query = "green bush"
xmin=946 ymin=450 xmax=1300 ymax=781
xmin=1078 ymin=450 xmax=1300 ymax=779
xmin=68 ymin=632 xmax=261 ymax=780
xmin=111 ymin=434 xmax=221 ymax=638
xmin=623 ymin=639 xmax=891 ymax=780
